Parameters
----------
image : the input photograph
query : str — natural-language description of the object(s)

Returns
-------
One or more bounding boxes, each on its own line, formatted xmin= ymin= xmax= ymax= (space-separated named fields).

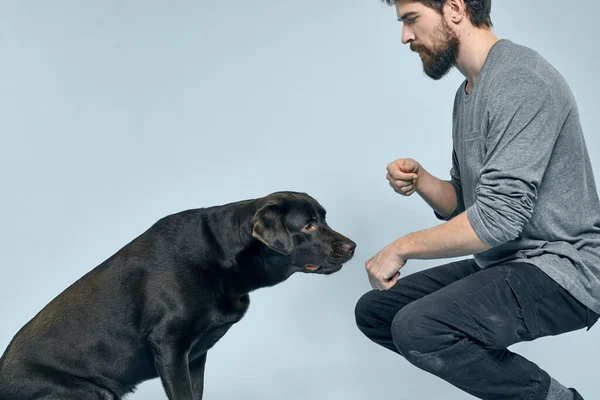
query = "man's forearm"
xmin=393 ymin=212 xmax=492 ymax=260
xmin=415 ymin=167 xmax=458 ymax=218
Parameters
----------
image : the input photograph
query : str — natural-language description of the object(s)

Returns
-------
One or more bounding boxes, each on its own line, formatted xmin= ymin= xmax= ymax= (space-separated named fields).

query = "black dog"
xmin=0 ymin=191 xmax=356 ymax=400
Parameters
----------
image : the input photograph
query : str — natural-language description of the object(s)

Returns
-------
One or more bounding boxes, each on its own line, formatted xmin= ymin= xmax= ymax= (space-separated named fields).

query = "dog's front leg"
xmin=189 ymin=352 xmax=207 ymax=400
xmin=151 ymin=345 xmax=195 ymax=400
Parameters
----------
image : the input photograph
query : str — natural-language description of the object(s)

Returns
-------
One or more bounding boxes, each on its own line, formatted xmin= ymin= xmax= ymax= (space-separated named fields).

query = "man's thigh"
xmin=406 ymin=261 xmax=593 ymax=349
xmin=356 ymin=258 xmax=481 ymax=327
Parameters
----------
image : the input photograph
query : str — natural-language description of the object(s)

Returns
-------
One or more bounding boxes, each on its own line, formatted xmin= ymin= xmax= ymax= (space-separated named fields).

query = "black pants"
xmin=354 ymin=259 xmax=599 ymax=400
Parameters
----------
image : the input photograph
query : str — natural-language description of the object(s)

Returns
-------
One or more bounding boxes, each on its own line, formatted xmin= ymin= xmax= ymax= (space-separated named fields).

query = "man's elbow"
xmin=468 ymin=194 xmax=534 ymax=246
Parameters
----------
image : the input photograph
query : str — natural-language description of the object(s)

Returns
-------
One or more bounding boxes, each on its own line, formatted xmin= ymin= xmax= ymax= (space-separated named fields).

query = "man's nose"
xmin=402 ymin=25 xmax=415 ymax=44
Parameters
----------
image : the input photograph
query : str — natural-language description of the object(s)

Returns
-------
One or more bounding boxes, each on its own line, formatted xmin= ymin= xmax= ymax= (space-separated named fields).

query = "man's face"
xmin=395 ymin=0 xmax=460 ymax=80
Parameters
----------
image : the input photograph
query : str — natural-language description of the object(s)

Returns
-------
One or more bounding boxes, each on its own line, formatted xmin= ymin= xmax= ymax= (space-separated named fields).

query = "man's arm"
xmin=466 ymin=69 xmax=562 ymax=247
xmin=415 ymin=164 xmax=461 ymax=219
xmin=386 ymin=155 xmax=464 ymax=219
xmin=366 ymin=211 xmax=491 ymax=290
xmin=396 ymin=212 xmax=491 ymax=260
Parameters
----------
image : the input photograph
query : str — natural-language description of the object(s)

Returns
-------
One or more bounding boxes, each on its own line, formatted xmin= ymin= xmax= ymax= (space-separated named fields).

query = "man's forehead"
xmin=395 ymin=0 xmax=430 ymax=17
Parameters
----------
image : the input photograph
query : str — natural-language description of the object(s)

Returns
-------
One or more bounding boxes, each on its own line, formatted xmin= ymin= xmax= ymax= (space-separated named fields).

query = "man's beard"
xmin=410 ymin=20 xmax=460 ymax=80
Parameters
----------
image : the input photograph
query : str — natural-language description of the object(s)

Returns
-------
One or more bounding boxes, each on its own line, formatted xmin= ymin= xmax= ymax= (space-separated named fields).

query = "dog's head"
xmin=251 ymin=191 xmax=356 ymax=275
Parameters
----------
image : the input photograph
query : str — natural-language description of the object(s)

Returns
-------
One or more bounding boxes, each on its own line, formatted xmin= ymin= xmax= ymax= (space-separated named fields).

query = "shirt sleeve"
xmin=434 ymin=148 xmax=465 ymax=221
xmin=466 ymin=68 xmax=563 ymax=247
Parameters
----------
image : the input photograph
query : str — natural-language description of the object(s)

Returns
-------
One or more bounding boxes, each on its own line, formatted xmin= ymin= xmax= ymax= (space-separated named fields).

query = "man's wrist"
xmin=392 ymin=236 xmax=413 ymax=260
xmin=414 ymin=164 xmax=425 ymax=193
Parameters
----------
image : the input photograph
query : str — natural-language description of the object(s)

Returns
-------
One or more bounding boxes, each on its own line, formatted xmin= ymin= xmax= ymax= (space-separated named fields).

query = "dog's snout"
xmin=342 ymin=241 xmax=356 ymax=255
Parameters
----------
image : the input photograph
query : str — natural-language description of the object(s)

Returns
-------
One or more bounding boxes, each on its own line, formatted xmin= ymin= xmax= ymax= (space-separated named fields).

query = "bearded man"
xmin=354 ymin=1 xmax=600 ymax=399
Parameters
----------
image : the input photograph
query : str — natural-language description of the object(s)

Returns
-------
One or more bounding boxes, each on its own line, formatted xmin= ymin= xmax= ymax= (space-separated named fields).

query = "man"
xmin=354 ymin=1 xmax=600 ymax=399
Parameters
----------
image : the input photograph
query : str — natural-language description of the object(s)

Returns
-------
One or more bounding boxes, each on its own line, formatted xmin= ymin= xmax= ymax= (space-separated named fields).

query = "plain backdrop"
xmin=1 ymin=1 xmax=598 ymax=399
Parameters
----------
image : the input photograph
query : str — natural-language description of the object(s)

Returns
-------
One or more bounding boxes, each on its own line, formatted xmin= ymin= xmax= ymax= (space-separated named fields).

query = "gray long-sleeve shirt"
xmin=440 ymin=39 xmax=600 ymax=315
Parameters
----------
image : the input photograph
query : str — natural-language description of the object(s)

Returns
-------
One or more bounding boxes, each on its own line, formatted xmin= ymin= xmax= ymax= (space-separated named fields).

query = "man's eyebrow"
xmin=398 ymin=12 xmax=418 ymax=22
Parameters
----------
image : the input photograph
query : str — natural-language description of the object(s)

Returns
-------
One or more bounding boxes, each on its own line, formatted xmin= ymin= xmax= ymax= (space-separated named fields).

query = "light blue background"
xmin=1 ymin=1 xmax=598 ymax=399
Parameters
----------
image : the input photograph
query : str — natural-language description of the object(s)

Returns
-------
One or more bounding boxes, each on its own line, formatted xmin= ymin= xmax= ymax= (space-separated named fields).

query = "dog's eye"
xmin=303 ymin=222 xmax=317 ymax=232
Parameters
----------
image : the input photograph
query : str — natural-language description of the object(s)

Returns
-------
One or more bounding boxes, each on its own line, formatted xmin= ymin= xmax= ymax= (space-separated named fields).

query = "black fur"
xmin=0 ymin=191 xmax=356 ymax=400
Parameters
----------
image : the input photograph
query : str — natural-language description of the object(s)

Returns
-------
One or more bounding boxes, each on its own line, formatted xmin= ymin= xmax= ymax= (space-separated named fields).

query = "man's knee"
xmin=392 ymin=306 xmax=452 ymax=375
xmin=391 ymin=300 xmax=452 ymax=358
xmin=354 ymin=290 xmax=380 ymax=333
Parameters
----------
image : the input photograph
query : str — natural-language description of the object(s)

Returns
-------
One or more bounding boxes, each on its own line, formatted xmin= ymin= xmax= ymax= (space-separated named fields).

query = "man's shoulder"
xmin=486 ymin=40 xmax=548 ymax=79
xmin=492 ymin=39 xmax=541 ymax=62
xmin=452 ymin=41 xmax=547 ymax=99
xmin=483 ymin=40 xmax=567 ymax=98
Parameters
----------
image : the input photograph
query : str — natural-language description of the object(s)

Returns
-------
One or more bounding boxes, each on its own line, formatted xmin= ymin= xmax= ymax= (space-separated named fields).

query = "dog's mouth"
xmin=303 ymin=263 xmax=344 ymax=274
xmin=302 ymin=244 xmax=356 ymax=274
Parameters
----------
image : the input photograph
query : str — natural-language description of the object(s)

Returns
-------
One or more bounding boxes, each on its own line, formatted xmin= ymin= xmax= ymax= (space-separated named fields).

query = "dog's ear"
xmin=251 ymin=202 xmax=294 ymax=255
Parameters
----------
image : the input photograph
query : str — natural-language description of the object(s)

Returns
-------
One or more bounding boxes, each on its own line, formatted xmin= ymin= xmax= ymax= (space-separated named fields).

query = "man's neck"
xmin=455 ymin=28 xmax=499 ymax=94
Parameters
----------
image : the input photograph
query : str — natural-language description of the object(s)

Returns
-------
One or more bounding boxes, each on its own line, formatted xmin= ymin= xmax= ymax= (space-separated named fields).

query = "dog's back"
xmin=0 ymin=206 xmax=237 ymax=399
xmin=0 ymin=233 xmax=159 ymax=399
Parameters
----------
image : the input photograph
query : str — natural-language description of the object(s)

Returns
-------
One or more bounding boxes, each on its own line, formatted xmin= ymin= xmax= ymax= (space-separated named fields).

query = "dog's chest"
xmin=189 ymin=322 xmax=234 ymax=361
xmin=217 ymin=293 xmax=250 ymax=319
xmin=189 ymin=294 xmax=250 ymax=360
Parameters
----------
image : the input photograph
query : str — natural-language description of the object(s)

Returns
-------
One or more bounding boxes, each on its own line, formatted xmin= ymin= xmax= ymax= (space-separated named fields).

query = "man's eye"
xmin=406 ymin=17 xmax=417 ymax=24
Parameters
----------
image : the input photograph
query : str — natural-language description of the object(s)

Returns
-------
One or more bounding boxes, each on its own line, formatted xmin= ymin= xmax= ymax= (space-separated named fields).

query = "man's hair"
xmin=383 ymin=0 xmax=493 ymax=28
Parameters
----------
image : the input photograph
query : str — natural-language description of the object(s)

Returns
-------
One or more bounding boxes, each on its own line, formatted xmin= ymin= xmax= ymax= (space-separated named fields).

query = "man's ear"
xmin=447 ymin=0 xmax=467 ymax=24
xmin=251 ymin=202 xmax=294 ymax=255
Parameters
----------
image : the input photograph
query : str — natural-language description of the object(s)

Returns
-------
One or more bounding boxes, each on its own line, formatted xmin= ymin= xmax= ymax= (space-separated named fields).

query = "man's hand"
xmin=386 ymin=158 xmax=420 ymax=196
xmin=365 ymin=242 xmax=407 ymax=290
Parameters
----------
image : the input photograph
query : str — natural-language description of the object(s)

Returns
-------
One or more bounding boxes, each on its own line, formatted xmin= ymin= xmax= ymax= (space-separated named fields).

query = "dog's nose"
xmin=343 ymin=241 xmax=356 ymax=254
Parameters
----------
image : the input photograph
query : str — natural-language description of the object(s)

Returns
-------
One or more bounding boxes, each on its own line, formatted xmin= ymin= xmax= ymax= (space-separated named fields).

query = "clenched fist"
xmin=386 ymin=158 xmax=421 ymax=196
